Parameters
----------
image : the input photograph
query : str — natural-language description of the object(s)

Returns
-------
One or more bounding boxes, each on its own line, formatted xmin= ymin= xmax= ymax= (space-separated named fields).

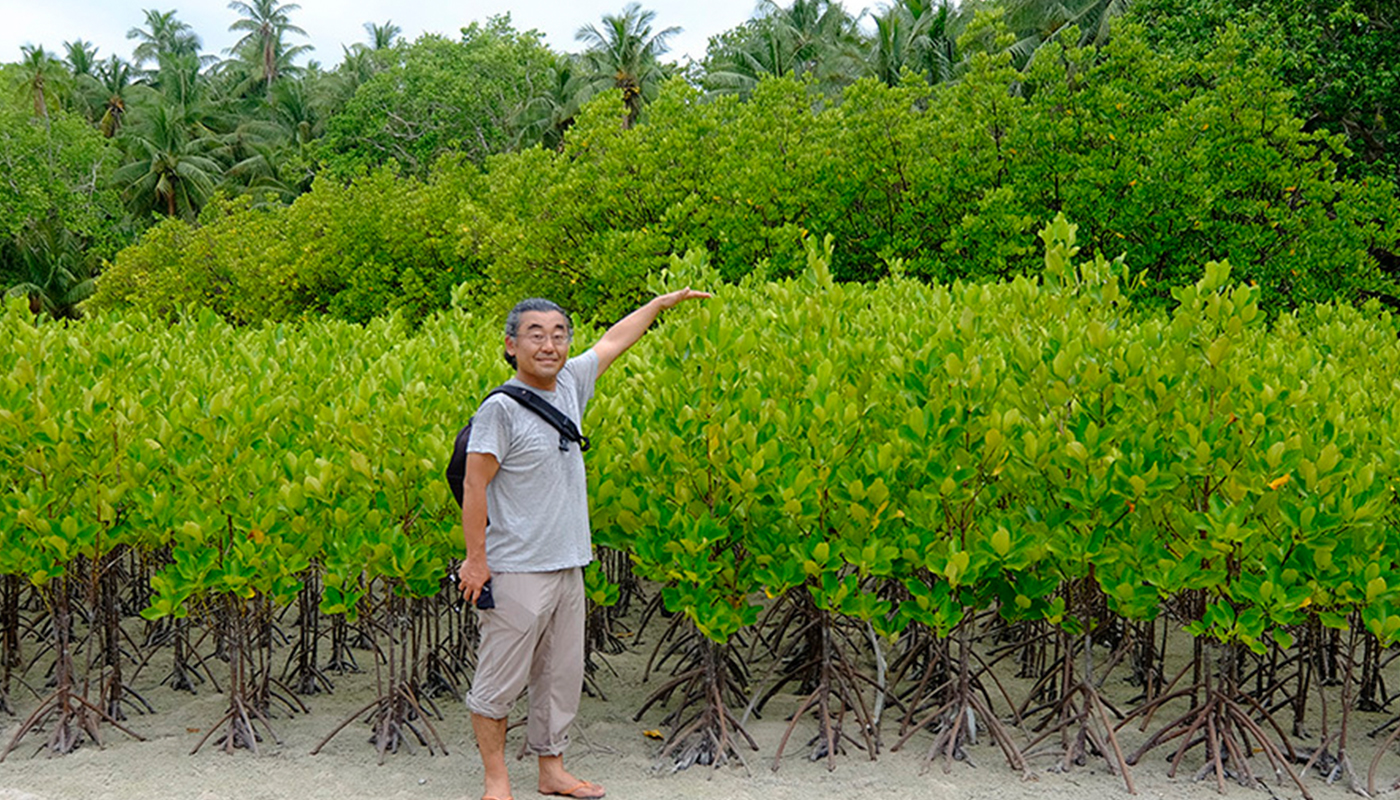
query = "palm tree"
xmin=704 ymin=0 xmax=863 ymax=96
xmin=95 ymin=56 xmax=136 ymax=138
xmin=764 ymin=0 xmax=864 ymax=79
xmin=226 ymin=0 xmax=313 ymax=91
xmin=363 ymin=20 xmax=401 ymax=50
xmin=513 ymin=53 xmax=597 ymax=149
xmin=113 ymin=102 xmax=223 ymax=219
xmin=869 ymin=0 xmax=963 ymax=86
xmin=15 ymin=45 xmax=69 ymax=118
xmin=576 ymin=3 xmax=680 ymax=127
xmin=62 ymin=40 xmax=102 ymax=121
xmin=216 ymin=115 xmax=294 ymax=202
xmin=149 ymin=50 xmax=210 ymax=118
xmin=1003 ymin=0 xmax=1133 ymax=66
xmin=2 ymin=216 xmax=97 ymax=320
xmin=63 ymin=40 xmax=99 ymax=77
xmin=127 ymin=9 xmax=205 ymax=69
xmin=704 ymin=18 xmax=791 ymax=96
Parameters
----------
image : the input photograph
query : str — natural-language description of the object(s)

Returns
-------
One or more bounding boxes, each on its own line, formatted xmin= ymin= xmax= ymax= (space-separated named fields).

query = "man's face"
xmin=507 ymin=310 xmax=572 ymax=388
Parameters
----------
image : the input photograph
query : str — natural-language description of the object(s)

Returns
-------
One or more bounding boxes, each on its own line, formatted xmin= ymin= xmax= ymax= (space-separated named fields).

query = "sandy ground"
xmin=0 ymin=620 xmax=1394 ymax=800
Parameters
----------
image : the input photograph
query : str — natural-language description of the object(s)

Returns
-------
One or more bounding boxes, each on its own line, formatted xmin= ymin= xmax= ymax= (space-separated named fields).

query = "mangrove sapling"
xmin=140 ymin=614 xmax=220 ymax=694
xmin=2 ymin=574 xmax=22 ymax=714
xmin=190 ymin=595 xmax=306 ymax=755
xmin=1358 ymin=631 xmax=1396 ymax=713
xmin=986 ymin=620 xmax=1060 ymax=705
xmin=1003 ymin=619 xmax=1056 ymax=682
xmin=425 ymin=580 xmax=479 ymax=700
xmin=749 ymin=588 xmax=880 ymax=771
xmin=582 ymin=561 xmax=627 ymax=701
xmin=886 ymin=622 xmax=953 ymax=732
xmin=282 ymin=571 xmax=334 ymax=696
xmin=312 ymin=589 xmax=447 ymax=763
xmin=891 ymin=614 xmax=1028 ymax=775
xmin=421 ymin=589 xmax=469 ymax=701
xmin=597 ymin=544 xmax=642 ymax=624
xmin=1122 ymin=639 xmax=1312 ymax=798
xmin=1239 ymin=622 xmax=1323 ymax=740
xmin=634 ymin=609 xmax=756 ymax=771
xmin=324 ymin=613 xmax=361 ymax=674
xmin=1357 ymin=631 xmax=1394 ymax=713
xmin=1299 ymin=624 xmax=1363 ymax=795
xmin=1360 ymin=631 xmax=1400 ymax=795
xmin=88 ymin=547 xmax=154 ymax=721
xmin=1 ymin=576 xmax=144 ymax=760
xmin=1125 ymin=618 xmax=1167 ymax=708
xmin=1020 ymin=628 xmax=1137 ymax=794
xmin=582 ymin=605 xmax=619 ymax=702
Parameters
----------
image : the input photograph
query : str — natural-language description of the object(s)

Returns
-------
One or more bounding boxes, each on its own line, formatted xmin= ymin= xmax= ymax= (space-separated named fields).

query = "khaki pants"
xmin=465 ymin=568 xmax=585 ymax=756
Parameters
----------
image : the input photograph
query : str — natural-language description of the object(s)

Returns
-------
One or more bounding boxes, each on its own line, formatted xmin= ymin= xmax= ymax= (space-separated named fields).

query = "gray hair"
xmin=503 ymin=297 xmax=572 ymax=368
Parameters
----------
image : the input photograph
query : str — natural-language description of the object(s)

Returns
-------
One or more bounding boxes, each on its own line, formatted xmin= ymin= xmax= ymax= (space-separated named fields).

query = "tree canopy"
xmin=2 ymin=1 xmax=1396 ymax=322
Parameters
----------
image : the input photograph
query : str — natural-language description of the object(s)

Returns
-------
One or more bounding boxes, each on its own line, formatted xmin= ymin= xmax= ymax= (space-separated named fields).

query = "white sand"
xmin=0 ymin=624 xmax=1390 ymax=800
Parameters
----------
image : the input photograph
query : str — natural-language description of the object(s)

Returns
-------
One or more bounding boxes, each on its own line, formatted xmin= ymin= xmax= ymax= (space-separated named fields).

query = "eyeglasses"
xmin=519 ymin=331 xmax=571 ymax=347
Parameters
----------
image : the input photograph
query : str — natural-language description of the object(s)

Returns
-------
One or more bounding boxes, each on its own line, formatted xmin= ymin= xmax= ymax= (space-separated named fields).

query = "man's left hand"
xmin=655 ymin=287 xmax=712 ymax=309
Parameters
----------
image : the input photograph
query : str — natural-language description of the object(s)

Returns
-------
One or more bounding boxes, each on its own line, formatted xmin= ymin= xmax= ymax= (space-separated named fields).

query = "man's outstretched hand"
xmin=655 ymin=287 xmax=712 ymax=309
xmin=595 ymin=287 xmax=714 ymax=374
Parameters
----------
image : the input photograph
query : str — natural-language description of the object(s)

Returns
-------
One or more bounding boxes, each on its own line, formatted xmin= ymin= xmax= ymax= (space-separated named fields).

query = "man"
xmin=457 ymin=288 xmax=710 ymax=800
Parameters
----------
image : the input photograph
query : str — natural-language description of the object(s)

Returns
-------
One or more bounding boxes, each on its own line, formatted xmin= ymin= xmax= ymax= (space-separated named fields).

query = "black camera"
xmin=447 ymin=567 xmax=495 ymax=610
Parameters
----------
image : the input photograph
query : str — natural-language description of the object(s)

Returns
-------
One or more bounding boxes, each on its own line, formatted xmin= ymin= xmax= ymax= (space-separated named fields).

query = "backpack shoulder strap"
xmin=491 ymin=384 xmax=591 ymax=453
xmin=446 ymin=383 xmax=593 ymax=509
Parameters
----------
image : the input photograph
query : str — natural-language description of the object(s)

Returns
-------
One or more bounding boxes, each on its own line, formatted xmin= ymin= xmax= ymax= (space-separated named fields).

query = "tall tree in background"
xmin=62 ymin=40 xmax=99 ymax=78
xmin=1131 ymin=0 xmax=1397 ymax=189
xmin=225 ymin=0 xmax=312 ymax=91
xmin=127 ymin=9 xmax=205 ymax=70
xmin=2 ymin=215 xmax=98 ymax=319
xmin=513 ymin=53 xmax=595 ymax=150
xmin=869 ymin=0 xmax=964 ymax=86
xmin=576 ymin=3 xmax=680 ymax=127
xmin=1001 ymin=0 xmax=1133 ymax=66
xmin=761 ymin=0 xmax=864 ymax=80
xmin=363 ymin=21 xmax=402 ymax=51
xmin=0 ymin=86 xmax=124 ymax=311
xmin=63 ymin=40 xmax=104 ymax=123
xmin=704 ymin=0 xmax=862 ymax=96
xmin=15 ymin=45 xmax=69 ymax=118
xmin=317 ymin=18 xmax=554 ymax=177
xmin=95 ymin=56 xmax=136 ymax=138
xmin=112 ymin=101 xmax=222 ymax=219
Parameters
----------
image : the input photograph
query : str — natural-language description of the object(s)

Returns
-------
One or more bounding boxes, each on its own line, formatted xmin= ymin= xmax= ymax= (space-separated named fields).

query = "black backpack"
xmin=445 ymin=384 xmax=591 ymax=508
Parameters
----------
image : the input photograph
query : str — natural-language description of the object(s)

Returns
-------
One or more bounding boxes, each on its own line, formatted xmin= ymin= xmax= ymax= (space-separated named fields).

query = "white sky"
xmin=3 ymin=0 xmax=872 ymax=68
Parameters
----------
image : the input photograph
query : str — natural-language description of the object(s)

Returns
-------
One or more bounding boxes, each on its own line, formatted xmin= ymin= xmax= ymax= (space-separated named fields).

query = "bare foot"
xmin=537 ymin=778 xmax=605 ymax=798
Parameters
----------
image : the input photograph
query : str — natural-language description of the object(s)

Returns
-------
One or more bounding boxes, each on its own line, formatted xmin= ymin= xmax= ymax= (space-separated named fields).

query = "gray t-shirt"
xmin=466 ymin=349 xmax=599 ymax=573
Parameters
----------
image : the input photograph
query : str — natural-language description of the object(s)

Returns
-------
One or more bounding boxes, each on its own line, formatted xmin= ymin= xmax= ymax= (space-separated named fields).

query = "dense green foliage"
xmin=7 ymin=0 xmax=1400 ymax=778
xmin=90 ymin=18 xmax=1396 ymax=325
xmin=317 ymin=18 xmax=556 ymax=179
xmin=0 ymin=74 xmax=126 ymax=315
xmin=4 ymin=1 xmax=1398 ymax=324
xmin=589 ymin=223 xmax=1400 ymax=652
xmin=90 ymin=168 xmax=474 ymax=324
xmin=5 ymin=225 xmax=1400 ymax=773
xmin=1132 ymin=0 xmax=1398 ymax=188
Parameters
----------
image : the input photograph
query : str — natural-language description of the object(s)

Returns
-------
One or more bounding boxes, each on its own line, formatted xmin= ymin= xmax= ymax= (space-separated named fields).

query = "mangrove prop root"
xmin=0 ymin=685 xmax=145 ymax=761
xmin=769 ymin=625 xmax=879 ymax=771
xmin=1123 ymin=687 xmax=1312 ymax=800
xmin=311 ymin=684 xmax=447 ymax=763
xmin=639 ymin=626 xmax=755 ymax=772
xmin=1024 ymin=680 xmax=1137 ymax=795
xmin=891 ymin=624 xmax=1027 ymax=776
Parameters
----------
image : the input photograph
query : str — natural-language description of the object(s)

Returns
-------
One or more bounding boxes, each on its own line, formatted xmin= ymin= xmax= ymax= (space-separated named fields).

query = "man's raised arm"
xmin=592 ymin=287 xmax=712 ymax=375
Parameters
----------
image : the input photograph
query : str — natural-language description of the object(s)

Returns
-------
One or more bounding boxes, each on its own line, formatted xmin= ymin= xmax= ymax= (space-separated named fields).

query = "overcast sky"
xmin=5 ymin=0 xmax=870 ymax=68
